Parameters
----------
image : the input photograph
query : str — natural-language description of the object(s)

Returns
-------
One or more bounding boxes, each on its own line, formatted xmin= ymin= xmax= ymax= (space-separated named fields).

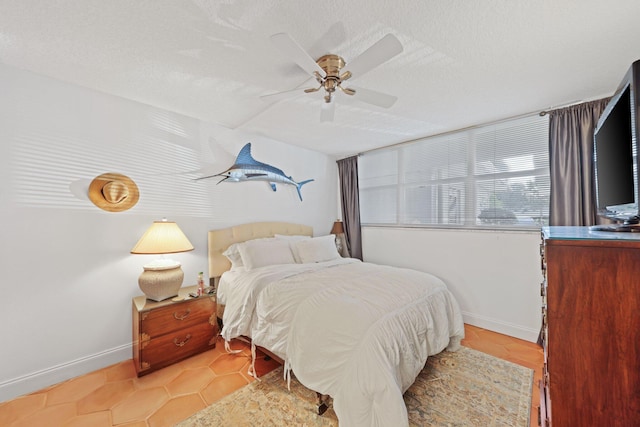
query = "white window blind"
xmin=359 ymin=114 xmax=550 ymax=229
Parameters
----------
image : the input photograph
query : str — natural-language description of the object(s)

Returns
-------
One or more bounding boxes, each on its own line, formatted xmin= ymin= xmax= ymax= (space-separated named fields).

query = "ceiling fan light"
xmin=324 ymin=79 xmax=337 ymax=92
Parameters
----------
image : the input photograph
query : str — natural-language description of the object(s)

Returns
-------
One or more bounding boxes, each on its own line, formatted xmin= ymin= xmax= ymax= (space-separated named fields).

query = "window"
xmin=359 ymin=114 xmax=550 ymax=229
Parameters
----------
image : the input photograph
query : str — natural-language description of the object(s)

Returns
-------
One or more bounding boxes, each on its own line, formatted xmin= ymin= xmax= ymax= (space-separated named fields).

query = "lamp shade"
xmin=331 ymin=220 xmax=344 ymax=235
xmin=131 ymin=220 xmax=194 ymax=254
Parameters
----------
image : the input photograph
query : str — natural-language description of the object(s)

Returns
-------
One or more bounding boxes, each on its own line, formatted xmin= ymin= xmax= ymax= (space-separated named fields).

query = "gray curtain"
xmin=337 ymin=156 xmax=363 ymax=260
xmin=548 ymin=98 xmax=610 ymax=226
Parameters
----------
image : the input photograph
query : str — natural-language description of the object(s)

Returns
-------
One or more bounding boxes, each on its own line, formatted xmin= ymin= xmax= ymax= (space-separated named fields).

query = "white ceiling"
xmin=1 ymin=1 xmax=639 ymax=157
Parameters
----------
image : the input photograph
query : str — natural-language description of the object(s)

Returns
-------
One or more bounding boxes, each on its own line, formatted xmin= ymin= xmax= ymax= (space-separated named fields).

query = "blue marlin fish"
xmin=196 ymin=143 xmax=314 ymax=201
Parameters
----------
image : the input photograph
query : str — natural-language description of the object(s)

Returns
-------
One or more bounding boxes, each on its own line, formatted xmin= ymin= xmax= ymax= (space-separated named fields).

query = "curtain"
xmin=548 ymin=98 xmax=610 ymax=226
xmin=337 ymin=156 xmax=363 ymax=260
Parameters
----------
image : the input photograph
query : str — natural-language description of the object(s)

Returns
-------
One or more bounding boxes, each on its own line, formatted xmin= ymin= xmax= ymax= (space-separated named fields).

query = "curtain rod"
xmin=351 ymin=107 xmax=546 ymax=158
xmin=538 ymin=99 xmax=584 ymax=116
xmin=346 ymin=97 xmax=606 ymax=159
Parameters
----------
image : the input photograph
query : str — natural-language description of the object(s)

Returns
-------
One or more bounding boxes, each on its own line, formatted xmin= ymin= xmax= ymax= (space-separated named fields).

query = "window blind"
xmin=359 ymin=114 xmax=550 ymax=229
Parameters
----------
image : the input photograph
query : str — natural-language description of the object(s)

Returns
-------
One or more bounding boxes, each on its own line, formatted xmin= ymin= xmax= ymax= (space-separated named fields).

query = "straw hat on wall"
xmin=88 ymin=172 xmax=139 ymax=212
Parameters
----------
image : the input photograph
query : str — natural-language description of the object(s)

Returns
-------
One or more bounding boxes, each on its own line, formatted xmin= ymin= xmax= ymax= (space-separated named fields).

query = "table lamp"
xmin=131 ymin=219 xmax=194 ymax=301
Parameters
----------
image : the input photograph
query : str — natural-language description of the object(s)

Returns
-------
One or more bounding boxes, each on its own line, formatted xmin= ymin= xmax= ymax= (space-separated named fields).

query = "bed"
xmin=208 ymin=222 xmax=465 ymax=427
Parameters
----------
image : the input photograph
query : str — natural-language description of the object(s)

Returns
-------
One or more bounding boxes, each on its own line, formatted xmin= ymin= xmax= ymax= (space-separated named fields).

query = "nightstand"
xmin=132 ymin=285 xmax=218 ymax=377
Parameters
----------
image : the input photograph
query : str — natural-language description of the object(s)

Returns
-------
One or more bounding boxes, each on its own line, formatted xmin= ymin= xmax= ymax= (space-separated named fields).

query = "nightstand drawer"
xmin=140 ymin=297 xmax=214 ymax=337
xmin=133 ymin=286 xmax=218 ymax=376
xmin=138 ymin=322 xmax=216 ymax=374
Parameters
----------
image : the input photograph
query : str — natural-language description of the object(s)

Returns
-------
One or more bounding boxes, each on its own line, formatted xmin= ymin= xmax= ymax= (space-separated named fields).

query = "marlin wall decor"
xmin=196 ymin=143 xmax=314 ymax=201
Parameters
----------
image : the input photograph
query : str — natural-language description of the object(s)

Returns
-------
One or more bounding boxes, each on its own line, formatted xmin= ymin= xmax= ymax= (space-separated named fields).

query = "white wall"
xmin=0 ymin=63 xmax=338 ymax=402
xmin=362 ymin=227 xmax=542 ymax=342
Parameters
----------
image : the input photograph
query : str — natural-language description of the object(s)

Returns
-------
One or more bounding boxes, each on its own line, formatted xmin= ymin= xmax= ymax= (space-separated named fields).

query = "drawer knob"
xmin=173 ymin=334 xmax=192 ymax=347
xmin=173 ymin=309 xmax=191 ymax=320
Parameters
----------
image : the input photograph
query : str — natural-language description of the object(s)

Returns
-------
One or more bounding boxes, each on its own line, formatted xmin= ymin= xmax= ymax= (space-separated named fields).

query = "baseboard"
xmin=0 ymin=343 xmax=132 ymax=403
xmin=0 ymin=315 xmax=539 ymax=403
xmin=462 ymin=311 xmax=540 ymax=343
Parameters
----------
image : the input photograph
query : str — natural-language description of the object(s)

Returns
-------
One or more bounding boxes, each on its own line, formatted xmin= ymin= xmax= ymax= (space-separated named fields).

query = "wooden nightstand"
xmin=132 ymin=285 xmax=218 ymax=377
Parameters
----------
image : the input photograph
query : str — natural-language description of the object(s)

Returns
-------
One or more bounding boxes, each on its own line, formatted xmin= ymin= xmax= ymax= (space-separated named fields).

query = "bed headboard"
xmin=208 ymin=221 xmax=313 ymax=280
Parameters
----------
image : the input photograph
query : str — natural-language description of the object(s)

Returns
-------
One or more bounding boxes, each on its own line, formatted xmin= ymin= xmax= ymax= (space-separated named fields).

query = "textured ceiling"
xmin=1 ymin=0 xmax=640 ymax=157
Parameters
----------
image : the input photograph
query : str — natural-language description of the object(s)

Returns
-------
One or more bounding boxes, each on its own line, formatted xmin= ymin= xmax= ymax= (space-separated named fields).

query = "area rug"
xmin=178 ymin=347 xmax=533 ymax=427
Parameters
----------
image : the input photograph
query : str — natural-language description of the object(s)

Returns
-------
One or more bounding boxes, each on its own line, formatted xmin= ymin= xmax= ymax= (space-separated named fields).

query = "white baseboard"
xmin=462 ymin=311 xmax=540 ymax=343
xmin=0 ymin=343 xmax=132 ymax=403
xmin=0 ymin=314 xmax=540 ymax=403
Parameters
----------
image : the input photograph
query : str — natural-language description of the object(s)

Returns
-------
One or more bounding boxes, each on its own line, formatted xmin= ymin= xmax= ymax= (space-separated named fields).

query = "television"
xmin=592 ymin=60 xmax=640 ymax=231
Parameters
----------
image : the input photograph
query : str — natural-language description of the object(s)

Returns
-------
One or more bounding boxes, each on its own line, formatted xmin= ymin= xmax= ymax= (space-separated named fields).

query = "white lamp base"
xmin=138 ymin=260 xmax=184 ymax=301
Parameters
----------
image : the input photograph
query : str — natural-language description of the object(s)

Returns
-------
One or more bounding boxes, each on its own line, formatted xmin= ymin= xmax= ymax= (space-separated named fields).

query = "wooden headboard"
xmin=207 ymin=221 xmax=313 ymax=280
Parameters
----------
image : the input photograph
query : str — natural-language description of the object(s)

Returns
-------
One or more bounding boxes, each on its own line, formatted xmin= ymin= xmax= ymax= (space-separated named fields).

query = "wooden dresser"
xmin=539 ymin=226 xmax=640 ymax=426
xmin=132 ymin=285 xmax=218 ymax=376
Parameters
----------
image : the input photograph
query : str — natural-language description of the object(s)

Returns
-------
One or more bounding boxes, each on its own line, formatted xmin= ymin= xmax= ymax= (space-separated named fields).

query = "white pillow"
xmin=275 ymin=234 xmax=311 ymax=263
xmin=222 ymin=243 xmax=244 ymax=270
xmin=223 ymin=237 xmax=280 ymax=269
xmin=294 ymin=235 xmax=340 ymax=263
xmin=238 ymin=238 xmax=296 ymax=270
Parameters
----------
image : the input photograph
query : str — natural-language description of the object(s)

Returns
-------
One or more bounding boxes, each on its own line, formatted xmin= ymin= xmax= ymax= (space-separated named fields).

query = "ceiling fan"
xmin=262 ymin=32 xmax=403 ymax=122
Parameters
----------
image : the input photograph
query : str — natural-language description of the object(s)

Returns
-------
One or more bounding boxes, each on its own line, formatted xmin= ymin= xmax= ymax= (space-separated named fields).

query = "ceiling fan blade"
xmin=271 ymin=33 xmax=325 ymax=77
xmin=349 ymin=86 xmax=398 ymax=108
xmin=320 ymin=101 xmax=335 ymax=122
xmin=260 ymin=86 xmax=307 ymax=102
xmin=260 ymin=76 xmax=316 ymax=102
xmin=342 ymin=34 xmax=403 ymax=79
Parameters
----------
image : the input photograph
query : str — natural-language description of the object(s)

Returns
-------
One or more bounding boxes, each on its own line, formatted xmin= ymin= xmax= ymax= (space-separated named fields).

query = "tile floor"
xmin=0 ymin=324 xmax=543 ymax=427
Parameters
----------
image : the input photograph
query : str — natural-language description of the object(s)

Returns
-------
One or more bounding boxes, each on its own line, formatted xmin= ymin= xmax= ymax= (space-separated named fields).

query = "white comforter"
xmin=219 ymin=258 xmax=465 ymax=427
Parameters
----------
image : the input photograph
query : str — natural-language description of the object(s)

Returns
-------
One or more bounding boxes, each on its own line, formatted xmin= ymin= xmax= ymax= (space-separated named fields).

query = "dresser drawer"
xmin=139 ymin=297 xmax=215 ymax=337
xmin=138 ymin=322 xmax=216 ymax=374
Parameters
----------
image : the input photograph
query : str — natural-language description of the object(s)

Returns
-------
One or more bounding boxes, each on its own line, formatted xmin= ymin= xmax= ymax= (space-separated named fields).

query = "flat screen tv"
xmin=592 ymin=60 xmax=640 ymax=231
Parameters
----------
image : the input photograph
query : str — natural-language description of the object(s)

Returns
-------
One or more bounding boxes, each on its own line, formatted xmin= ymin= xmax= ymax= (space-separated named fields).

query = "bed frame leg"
xmin=316 ymin=392 xmax=329 ymax=415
